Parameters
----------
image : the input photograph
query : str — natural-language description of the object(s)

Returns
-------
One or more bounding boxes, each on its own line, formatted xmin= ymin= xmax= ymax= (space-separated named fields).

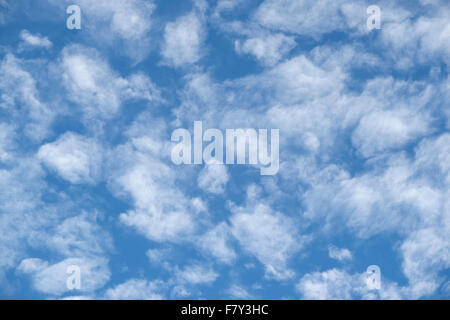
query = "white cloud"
xmin=190 ymin=197 xmax=207 ymax=214
xmin=105 ymin=279 xmax=164 ymax=300
xmin=172 ymin=72 xmax=221 ymax=125
xmin=48 ymin=0 xmax=155 ymax=61
xmin=116 ymin=161 xmax=197 ymax=242
xmin=1 ymin=0 xmax=448 ymax=301
xmin=146 ymin=248 xmax=172 ymax=267
xmin=165 ymin=14 xmax=448 ymax=294
xmin=15 ymin=258 xmax=48 ymax=274
xmin=175 ymin=264 xmax=219 ymax=285
xmin=59 ymin=45 xmax=160 ymax=128
xmin=0 ymin=0 xmax=9 ymax=25
xmin=226 ymin=284 xmax=254 ymax=299
xmin=235 ymin=33 xmax=296 ymax=66
xmin=61 ymin=295 xmax=92 ymax=300
xmin=42 ymin=212 xmax=113 ymax=258
xmin=17 ymin=257 xmax=110 ymax=296
xmin=171 ymin=285 xmax=191 ymax=298
xmin=400 ymin=227 xmax=450 ymax=298
xmin=0 ymin=123 xmax=15 ymax=162
xmin=38 ymin=132 xmax=102 ymax=184
xmin=253 ymin=0 xmax=363 ymax=38
xmin=197 ymin=223 xmax=236 ymax=264
xmin=0 ymin=158 xmax=47 ymax=270
xmin=8 ymin=207 xmax=113 ymax=297
xmin=310 ymin=44 xmax=381 ymax=72
xmin=162 ymin=12 xmax=205 ymax=67
xmin=297 ymin=268 xmax=403 ymax=300
xmin=252 ymin=0 xmax=414 ymax=39
xmin=198 ymin=163 xmax=229 ymax=194
xmin=109 ymin=115 xmax=200 ymax=243
xmin=174 ymin=51 xmax=435 ymax=167
xmin=241 ymin=54 xmax=344 ymax=106
xmin=352 ymin=109 xmax=432 ymax=158
xmin=230 ymin=187 xmax=304 ymax=280
xmin=213 ymin=0 xmax=245 ymax=18
xmin=305 ymin=134 xmax=450 ymax=234
xmin=414 ymin=133 xmax=450 ymax=186
xmin=301 ymin=133 xmax=450 ymax=297
xmin=0 ymin=120 xmax=113 ymax=296
xmin=0 ymin=53 xmax=54 ymax=141
xmin=379 ymin=6 xmax=450 ymax=68
xmin=19 ymin=30 xmax=52 ymax=49
xmin=303 ymin=158 xmax=437 ymax=238
xmin=297 ymin=269 xmax=357 ymax=299
xmin=328 ymin=245 xmax=353 ymax=261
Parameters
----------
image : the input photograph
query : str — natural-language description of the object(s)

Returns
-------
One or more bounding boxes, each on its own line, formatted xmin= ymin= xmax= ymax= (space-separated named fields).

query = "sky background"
xmin=0 ymin=0 xmax=449 ymax=300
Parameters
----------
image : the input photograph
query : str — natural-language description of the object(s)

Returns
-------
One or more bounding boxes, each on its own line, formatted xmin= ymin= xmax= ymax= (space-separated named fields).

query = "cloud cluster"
xmin=162 ymin=10 xmax=206 ymax=67
xmin=0 ymin=0 xmax=448 ymax=300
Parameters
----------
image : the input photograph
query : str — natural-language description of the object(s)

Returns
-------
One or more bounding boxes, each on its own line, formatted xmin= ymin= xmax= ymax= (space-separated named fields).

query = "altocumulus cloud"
xmin=0 ymin=0 xmax=448 ymax=300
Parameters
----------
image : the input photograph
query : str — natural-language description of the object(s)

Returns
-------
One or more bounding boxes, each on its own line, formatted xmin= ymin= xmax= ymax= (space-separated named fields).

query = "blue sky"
xmin=0 ymin=0 xmax=449 ymax=300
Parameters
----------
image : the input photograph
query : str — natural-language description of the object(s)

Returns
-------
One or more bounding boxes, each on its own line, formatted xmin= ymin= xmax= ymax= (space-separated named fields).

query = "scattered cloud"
xmin=47 ymin=0 xmax=156 ymax=61
xmin=161 ymin=11 xmax=206 ymax=67
xmin=198 ymin=162 xmax=229 ymax=194
xmin=59 ymin=45 xmax=160 ymax=130
xmin=197 ymin=223 xmax=236 ymax=264
xmin=38 ymin=132 xmax=103 ymax=184
xmin=19 ymin=30 xmax=52 ymax=50
xmin=234 ymin=33 xmax=296 ymax=66
xmin=230 ymin=186 xmax=305 ymax=280
xmin=105 ymin=279 xmax=165 ymax=300
xmin=328 ymin=245 xmax=353 ymax=262
xmin=1 ymin=0 xmax=449 ymax=300
xmin=17 ymin=257 xmax=110 ymax=296
xmin=175 ymin=264 xmax=219 ymax=285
